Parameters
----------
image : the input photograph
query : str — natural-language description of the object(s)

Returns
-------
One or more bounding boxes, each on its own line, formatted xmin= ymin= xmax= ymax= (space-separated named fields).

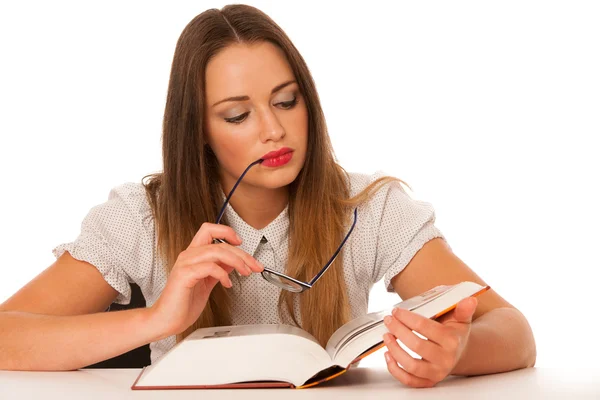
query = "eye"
xmin=224 ymin=112 xmax=250 ymax=124
xmin=277 ymin=96 xmax=298 ymax=109
xmin=223 ymin=96 xmax=298 ymax=125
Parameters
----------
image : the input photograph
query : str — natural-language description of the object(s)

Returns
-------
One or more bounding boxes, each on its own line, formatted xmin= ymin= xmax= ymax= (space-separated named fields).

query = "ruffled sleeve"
xmin=52 ymin=183 xmax=155 ymax=305
xmin=366 ymin=171 xmax=448 ymax=292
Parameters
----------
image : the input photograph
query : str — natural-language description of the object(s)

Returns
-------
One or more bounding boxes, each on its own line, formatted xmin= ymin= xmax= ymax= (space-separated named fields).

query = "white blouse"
xmin=52 ymin=170 xmax=446 ymax=363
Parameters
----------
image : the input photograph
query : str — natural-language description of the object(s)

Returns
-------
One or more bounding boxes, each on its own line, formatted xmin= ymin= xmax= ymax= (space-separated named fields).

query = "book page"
xmin=325 ymin=284 xmax=456 ymax=358
xmin=136 ymin=324 xmax=333 ymax=388
xmin=329 ymin=282 xmax=487 ymax=368
xmin=325 ymin=313 xmax=385 ymax=358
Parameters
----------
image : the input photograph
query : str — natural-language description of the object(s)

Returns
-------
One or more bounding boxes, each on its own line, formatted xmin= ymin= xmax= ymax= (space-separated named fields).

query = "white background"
xmin=0 ymin=1 xmax=598 ymax=369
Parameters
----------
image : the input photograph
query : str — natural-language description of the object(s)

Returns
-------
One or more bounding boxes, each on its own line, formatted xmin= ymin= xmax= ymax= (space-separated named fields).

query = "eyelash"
xmin=224 ymin=97 xmax=299 ymax=124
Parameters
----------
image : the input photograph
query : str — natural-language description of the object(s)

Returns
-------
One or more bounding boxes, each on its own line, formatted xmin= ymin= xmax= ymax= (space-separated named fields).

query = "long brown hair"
xmin=142 ymin=4 xmax=408 ymax=347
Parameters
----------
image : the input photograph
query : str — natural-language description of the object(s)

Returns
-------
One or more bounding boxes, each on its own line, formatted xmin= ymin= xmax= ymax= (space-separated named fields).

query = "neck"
xmin=220 ymin=176 xmax=289 ymax=230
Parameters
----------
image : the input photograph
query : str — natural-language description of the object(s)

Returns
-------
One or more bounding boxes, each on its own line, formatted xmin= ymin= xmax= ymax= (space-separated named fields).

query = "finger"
xmin=188 ymin=223 xmax=242 ymax=249
xmin=215 ymin=242 xmax=264 ymax=272
xmin=215 ymin=260 xmax=235 ymax=275
xmin=185 ymin=262 xmax=232 ymax=289
xmin=200 ymin=241 xmax=264 ymax=273
xmin=383 ymin=315 xmax=442 ymax=364
xmin=183 ymin=247 xmax=253 ymax=276
xmin=383 ymin=333 xmax=442 ymax=382
xmin=392 ymin=307 xmax=452 ymax=348
xmin=436 ymin=297 xmax=478 ymax=324
xmin=384 ymin=351 xmax=436 ymax=388
xmin=452 ymin=297 xmax=478 ymax=324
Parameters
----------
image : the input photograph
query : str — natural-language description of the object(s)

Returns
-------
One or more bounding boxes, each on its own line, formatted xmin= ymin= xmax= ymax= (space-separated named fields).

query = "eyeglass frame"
xmin=212 ymin=158 xmax=358 ymax=293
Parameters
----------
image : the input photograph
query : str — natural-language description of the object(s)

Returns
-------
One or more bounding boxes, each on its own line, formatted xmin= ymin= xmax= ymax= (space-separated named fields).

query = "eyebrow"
xmin=211 ymin=80 xmax=296 ymax=107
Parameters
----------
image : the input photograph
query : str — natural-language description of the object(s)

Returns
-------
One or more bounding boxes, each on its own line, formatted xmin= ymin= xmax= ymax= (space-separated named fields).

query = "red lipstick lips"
xmin=260 ymin=147 xmax=293 ymax=167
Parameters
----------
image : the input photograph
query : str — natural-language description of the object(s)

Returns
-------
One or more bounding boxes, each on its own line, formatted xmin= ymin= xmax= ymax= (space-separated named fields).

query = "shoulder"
xmin=93 ymin=183 xmax=157 ymax=269
xmin=78 ymin=181 xmax=156 ymax=257
xmin=346 ymin=170 xmax=418 ymax=224
xmin=51 ymin=182 xmax=157 ymax=304
xmin=346 ymin=171 xmax=445 ymax=288
xmin=347 ymin=169 xmax=409 ymax=196
xmin=106 ymin=182 xmax=153 ymax=222
xmin=83 ymin=182 xmax=155 ymax=233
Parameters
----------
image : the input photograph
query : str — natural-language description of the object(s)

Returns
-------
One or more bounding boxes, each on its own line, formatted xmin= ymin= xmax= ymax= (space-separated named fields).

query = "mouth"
xmin=260 ymin=147 xmax=294 ymax=168
xmin=260 ymin=147 xmax=294 ymax=160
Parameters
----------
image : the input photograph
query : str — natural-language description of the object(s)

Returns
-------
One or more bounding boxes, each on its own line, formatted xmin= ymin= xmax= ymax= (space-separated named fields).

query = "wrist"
xmin=450 ymin=322 xmax=482 ymax=376
xmin=137 ymin=306 xmax=172 ymax=343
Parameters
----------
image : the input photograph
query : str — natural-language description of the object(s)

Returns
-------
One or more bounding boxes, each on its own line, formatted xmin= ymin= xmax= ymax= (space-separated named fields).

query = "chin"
xmin=259 ymin=164 xmax=302 ymax=189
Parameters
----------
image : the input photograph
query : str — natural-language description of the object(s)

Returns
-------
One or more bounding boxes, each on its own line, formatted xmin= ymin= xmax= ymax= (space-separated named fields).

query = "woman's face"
xmin=204 ymin=41 xmax=308 ymax=191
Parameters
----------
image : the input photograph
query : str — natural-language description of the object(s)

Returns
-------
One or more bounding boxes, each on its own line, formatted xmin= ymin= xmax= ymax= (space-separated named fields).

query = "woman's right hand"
xmin=148 ymin=223 xmax=263 ymax=338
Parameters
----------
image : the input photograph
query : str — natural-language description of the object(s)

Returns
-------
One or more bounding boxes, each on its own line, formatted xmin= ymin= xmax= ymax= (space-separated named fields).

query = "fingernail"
xmin=236 ymin=234 xmax=242 ymax=242
xmin=384 ymin=352 xmax=391 ymax=363
xmin=384 ymin=315 xmax=392 ymax=325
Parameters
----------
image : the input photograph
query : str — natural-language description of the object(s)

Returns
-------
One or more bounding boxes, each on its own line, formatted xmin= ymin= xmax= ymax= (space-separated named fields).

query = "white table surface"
xmin=1 ymin=366 xmax=598 ymax=399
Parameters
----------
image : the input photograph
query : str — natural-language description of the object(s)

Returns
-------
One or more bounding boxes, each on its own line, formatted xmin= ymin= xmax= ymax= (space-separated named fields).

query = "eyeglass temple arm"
xmin=216 ymin=158 xmax=264 ymax=224
xmin=308 ymin=208 xmax=358 ymax=286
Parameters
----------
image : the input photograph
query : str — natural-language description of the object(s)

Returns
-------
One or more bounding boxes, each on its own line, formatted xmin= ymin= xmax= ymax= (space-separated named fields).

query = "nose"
xmin=258 ymin=108 xmax=286 ymax=142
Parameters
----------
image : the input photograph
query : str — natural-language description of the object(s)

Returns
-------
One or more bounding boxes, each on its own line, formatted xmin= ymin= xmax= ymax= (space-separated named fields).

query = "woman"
xmin=0 ymin=4 xmax=535 ymax=388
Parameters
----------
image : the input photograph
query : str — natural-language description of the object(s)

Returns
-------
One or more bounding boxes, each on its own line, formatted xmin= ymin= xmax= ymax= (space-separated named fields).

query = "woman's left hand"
xmin=382 ymin=296 xmax=478 ymax=388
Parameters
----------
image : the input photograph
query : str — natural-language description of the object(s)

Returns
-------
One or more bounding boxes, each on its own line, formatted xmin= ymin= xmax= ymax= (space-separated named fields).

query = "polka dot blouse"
xmin=52 ymin=170 xmax=446 ymax=363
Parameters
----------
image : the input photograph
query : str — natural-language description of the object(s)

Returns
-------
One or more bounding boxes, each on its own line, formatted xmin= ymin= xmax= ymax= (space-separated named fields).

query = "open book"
xmin=132 ymin=281 xmax=489 ymax=390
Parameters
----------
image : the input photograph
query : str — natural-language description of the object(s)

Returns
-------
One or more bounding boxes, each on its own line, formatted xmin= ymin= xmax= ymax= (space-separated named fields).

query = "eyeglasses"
xmin=213 ymin=158 xmax=358 ymax=293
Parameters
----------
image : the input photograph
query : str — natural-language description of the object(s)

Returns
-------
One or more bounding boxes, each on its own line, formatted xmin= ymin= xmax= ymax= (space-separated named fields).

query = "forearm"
xmin=0 ymin=308 xmax=164 ymax=371
xmin=451 ymin=307 xmax=536 ymax=376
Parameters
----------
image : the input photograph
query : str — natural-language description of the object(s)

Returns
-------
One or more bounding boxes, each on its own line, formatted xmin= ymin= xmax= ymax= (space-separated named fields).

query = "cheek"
xmin=298 ymin=109 xmax=309 ymax=151
xmin=212 ymin=136 xmax=255 ymax=173
xmin=206 ymin=118 xmax=252 ymax=156
xmin=210 ymin=139 xmax=250 ymax=179
xmin=205 ymin=125 xmax=260 ymax=173
xmin=284 ymin=104 xmax=309 ymax=141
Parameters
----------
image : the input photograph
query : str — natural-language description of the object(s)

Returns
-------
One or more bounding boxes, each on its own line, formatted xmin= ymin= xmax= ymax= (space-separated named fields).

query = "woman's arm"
xmin=0 ymin=252 xmax=165 ymax=371
xmin=450 ymin=306 xmax=536 ymax=375
xmin=0 ymin=307 xmax=162 ymax=371
xmin=386 ymin=238 xmax=536 ymax=384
